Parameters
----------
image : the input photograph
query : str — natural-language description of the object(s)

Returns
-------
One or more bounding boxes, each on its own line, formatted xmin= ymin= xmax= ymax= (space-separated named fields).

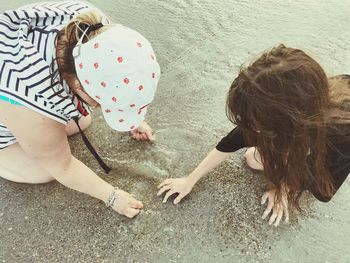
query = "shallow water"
xmin=1 ymin=0 xmax=350 ymax=262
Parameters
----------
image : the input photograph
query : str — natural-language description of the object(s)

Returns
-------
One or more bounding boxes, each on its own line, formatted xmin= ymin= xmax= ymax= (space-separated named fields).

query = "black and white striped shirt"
xmin=0 ymin=1 xmax=93 ymax=148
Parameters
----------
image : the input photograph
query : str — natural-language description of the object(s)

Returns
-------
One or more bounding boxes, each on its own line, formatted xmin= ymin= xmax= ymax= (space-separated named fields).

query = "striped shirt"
xmin=0 ymin=1 xmax=93 ymax=149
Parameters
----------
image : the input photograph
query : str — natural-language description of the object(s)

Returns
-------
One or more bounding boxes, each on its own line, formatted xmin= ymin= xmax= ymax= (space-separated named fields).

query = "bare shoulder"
xmin=0 ymin=101 xmax=70 ymax=158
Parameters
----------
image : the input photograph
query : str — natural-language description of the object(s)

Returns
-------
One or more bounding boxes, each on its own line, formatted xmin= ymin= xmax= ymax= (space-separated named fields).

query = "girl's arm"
xmin=157 ymin=149 xmax=231 ymax=204
xmin=187 ymin=148 xmax=232 ymax=185
xmin=158 ymin=127 xmax=246 ymax=204
xmin=2 ymin=105 xmax=143 ymax=218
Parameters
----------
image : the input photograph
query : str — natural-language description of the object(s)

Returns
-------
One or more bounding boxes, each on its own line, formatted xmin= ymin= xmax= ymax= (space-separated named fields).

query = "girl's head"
xmin=55 ymin=10 xmax=160 ymax=131
xmin=228 ymin=44 xmax=330 ymax=139
xmin=54 ymin=10 xmax=110 ymax=106
xmin=64 ymin=10 xmax=111 ymax=45
xmin=226 ymin=44 xmax=348 ymax=209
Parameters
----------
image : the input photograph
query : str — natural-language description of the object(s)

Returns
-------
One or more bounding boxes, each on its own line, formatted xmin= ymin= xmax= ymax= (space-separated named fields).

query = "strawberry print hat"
xmin=73 ymin=24 xmax=160 ymax=131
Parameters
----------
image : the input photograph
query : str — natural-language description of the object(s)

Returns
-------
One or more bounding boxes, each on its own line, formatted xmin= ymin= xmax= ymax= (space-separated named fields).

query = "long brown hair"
xmin=51 ymin=10 xmax=111 ymax=97
xmin=226 ymin=44 xmax=350 ymax=210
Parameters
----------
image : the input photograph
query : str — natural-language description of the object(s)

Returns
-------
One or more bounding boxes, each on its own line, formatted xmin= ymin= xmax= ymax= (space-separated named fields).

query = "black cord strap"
xmin=73 ymin=117 xmax=111 ymax=174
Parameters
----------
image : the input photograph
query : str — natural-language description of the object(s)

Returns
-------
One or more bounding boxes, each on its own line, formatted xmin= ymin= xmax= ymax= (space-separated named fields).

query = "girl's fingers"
xmin=132 ymin=131 xmax=155 ymax=142
xmin=138 ymin=133 xmax=146 ymax=141
xmin=132 ymin=132 xmax=146 ymax=141
xmin=261 ymin=192 xmax=269 ymax=205
xmin=133 ymin=133 xmax=141 ymax=140
xmin=282 ymin=196 xmax=288 ymax=207
xmin=125 ymin=208 xmax=141 ymax=218
xmin=145 ymin=129 xmax=155 ymax=141
xmin=163 ymin=190 xmax=176 ymax=203
xmin=157 ymin=184 xmax=172 ymax=196
xmin=157 ymin=178 xmax=171 ymax=189
xmin=138 ymin=201 xmax=144 ymax=209
xmin=274 ymin=209 xmax=283 ymax=227
xmin=262 ymin=199 xmax=274 ymax=219
xmin=130 ymin=199 xmax=144 ymax=209
xmin=268 ymin=209 xmax=278 ymax=225
xmin=157 ymin=179 xmax=174 ymax=189
xmin=283 ymin=206 xmax=289 ymax=223
xmin=174 ymin=193 xmax=185 ymax=204
xmin=130 ymin=124 xmax=155 ymax=142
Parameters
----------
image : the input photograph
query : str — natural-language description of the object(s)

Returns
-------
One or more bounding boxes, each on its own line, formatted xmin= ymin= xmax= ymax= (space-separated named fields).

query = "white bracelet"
xmin=106 ymin=188 xmax=118 ymax=208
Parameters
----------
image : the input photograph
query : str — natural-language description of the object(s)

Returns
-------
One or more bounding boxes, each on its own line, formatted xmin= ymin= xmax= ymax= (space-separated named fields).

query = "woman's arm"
xmin=1 ymin=104 xmax=143 ymax=218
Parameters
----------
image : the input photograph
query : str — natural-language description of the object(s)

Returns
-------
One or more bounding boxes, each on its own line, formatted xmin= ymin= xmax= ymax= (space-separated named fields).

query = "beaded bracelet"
xmin=106 ymin=188 xmax=119 ymax=208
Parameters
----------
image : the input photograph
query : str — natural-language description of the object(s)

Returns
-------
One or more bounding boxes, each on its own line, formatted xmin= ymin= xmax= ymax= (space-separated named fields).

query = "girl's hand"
xmin=157 ymin=177 xmax=195 ymax=204
xmin=130 ymin=121 xmax=155 ymax=142
xmin=261 ymin=186 xmax=289 ymax=227
xmin=112 ymin=189 xmax=144 ymax=218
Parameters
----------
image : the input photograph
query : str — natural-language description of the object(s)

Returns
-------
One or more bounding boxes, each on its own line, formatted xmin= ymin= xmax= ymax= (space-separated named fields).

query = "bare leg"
xmin=244 ymin=147 xmax=264 ymax=171
xmin=0 ymin=143 xmax=54 ymax=184
xmin=0 ymin=115 xmax=92 ymax=184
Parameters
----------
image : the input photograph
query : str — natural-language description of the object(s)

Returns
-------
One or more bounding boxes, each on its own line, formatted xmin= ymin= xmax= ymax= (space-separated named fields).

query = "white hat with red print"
xmin=73 ymin=24 xmax=160 ymax=132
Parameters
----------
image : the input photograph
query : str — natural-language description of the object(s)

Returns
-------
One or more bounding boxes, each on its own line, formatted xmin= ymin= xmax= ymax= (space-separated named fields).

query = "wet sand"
xmin=1 ymin=0 xmax=350 ymax=262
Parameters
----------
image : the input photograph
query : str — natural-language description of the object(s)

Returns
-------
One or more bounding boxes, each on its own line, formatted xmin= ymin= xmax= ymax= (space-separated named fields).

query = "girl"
xmin=158 ymin=44 xmax=350 ymax=226
xmin=0 ymin=1 xmax=160 ymax=218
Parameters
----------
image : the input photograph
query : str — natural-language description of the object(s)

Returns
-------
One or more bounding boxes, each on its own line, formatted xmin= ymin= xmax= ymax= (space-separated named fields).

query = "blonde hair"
xmin=64 ymin=9 xmax=113 ymax=45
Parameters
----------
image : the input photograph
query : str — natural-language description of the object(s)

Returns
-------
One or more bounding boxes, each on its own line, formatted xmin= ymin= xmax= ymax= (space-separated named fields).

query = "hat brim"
xmin=101 ymin=104 xmax=147 ymax=132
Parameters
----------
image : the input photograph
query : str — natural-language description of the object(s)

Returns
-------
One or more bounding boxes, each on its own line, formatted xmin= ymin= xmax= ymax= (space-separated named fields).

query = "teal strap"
xmin=0 ymin=95 xmax=24 ymax=106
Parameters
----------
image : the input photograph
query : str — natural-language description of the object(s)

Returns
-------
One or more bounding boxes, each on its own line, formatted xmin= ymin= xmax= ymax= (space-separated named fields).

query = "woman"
xmin=158 ymin=45 xmax=350 ymax=226
xmin=0 ymin=1 xmax=160 ymax=218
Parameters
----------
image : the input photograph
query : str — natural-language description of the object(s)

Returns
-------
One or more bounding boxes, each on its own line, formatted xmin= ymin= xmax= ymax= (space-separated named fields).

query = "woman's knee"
xmin=244 ymin=147 xmax=264 ymax=170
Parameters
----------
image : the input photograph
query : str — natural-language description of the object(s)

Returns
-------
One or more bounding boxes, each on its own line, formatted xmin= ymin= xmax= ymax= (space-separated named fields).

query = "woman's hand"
xmin=157 ymin=177 xmax=195 ymax=204
xmin=261 ymin=186 xmax=289 ymax=227
xmin=112 ymin=189 xmax=144 ymax=218
xmin=130 ymin=121 xmax=155 ymax=142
